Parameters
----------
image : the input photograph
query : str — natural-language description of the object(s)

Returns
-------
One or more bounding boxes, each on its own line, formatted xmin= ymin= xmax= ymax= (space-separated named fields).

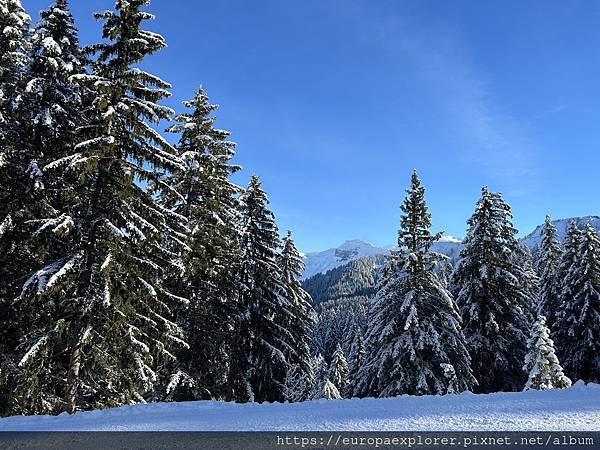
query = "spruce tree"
xmin=283 ymin=363 xmax=314 ymax=403
xmin=159 ymin=87 xmax=241 ymax=400
xmin=310 ymin=353 xmax=327 ymax=400
xmin=0 ymin=0 xmax=32 ymax=299
xmin=517 ymin=245 xmax=540 ymax=320
xmin=0 ymin=0 xmax=30 ymax=129
xmin=554 ymin=222 xmax=600 ymax=383
xmin=5 ymin=4 xmax=88 ymax=414
xmin=230 ymin=175 xmax=291 ymax=403
xmin=536 ymin=216 xmax=563 ymax=328
xmin=314 ymin=379 xmax=341 ymax=400
xmin=0 ymin=0 xmax=30 ymax=213
xmin=451 ymin=186 xmax=530 ymax=393
xmin=21 ymin=0 xmax=85 ymax=162
xmin=347 ymin=329 xmax=366 ymax=394
xmin=356 ymin=171 xmax=475 ymax=398
xmin=12 ymin=0 xmax=188 ymax=414
xmin=279 ymin=230 xmax=315 ymax=393
xmin=523 ymin=315 xmax=571 ymax=391
xmin=0 ymin=0 xmax=32 ymax=417
xmin=328 ymin=343 xmax=349 ymax=396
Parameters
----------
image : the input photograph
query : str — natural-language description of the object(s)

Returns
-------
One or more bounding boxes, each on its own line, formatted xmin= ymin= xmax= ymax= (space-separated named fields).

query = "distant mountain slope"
xmin=521 ymin=215 xmax=600 ymax=250
xmin=302 ymin=254 xmax=385 ymax=307
xmin=301 ymin=215 xmax=599 ymax=307
xmin=301 ymin=239 xmax=391 ymax=280
xmin=302 ymin=236 xmax=462 ymax=280
xmin=302 ymin=236 xmax=462 ymax=307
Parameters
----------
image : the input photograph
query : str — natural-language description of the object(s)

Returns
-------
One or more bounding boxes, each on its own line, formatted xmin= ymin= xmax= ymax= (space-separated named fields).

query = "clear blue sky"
xmin=24 ymin=0 xmax=600 ymax=252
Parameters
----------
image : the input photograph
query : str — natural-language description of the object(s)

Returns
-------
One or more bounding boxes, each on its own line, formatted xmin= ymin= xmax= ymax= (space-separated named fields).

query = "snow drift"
xmin=1 ymin=382 xmax=598 ymax=431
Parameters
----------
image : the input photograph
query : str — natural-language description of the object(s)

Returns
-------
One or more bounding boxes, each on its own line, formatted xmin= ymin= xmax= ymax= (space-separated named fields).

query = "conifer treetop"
xmin=523 ymin=315 xmax=571 ymax=391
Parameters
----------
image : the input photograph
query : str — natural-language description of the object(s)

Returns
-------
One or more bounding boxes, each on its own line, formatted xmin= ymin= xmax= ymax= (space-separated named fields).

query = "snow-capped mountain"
xmin=302 ymin=236 xmax=463 ymax=280
xmin=301 ymin=239 xmax=392 ymax=280
xmin=301 ymin=216 xmax=600 ymax=279
xmin=520 ymin=215 xmax=600 ymax=250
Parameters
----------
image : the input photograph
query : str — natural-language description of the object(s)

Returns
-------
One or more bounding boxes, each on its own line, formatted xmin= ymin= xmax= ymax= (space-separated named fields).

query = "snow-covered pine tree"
xmin=517 ymin=245 xmax=540 ymax=320
xmin=0 ymin=0 xmax=30 ymax=210
xmin=313 ymin=379 xmax=341 ymax=400
xmin=328 ymin=343 xmax=349 ymax=396
xmin=355 ymin=171 xmax=475 ymax=398
xmin=230 ymin=175 xmax=292 ymax=403
xmin=158 ymin=87 xmax=242 ymax=400
xmin=0 ymin=0 xmax=32 ymax=289
xmin=0 ymin=0 xmax=32 ymax=417
xmin=554 ymin=222 xmax=600 ymax=383
xmin=0 ymin=0 xmax=30 ymax=129
xmin=347 ymin=329 xmax=366 ymax=394
xmin=309 ymin=353 xmax=327 ymax=399
xmin=523 ymin=315 xmax=571 ymax=391
xmin=450 ymin=186 xmax=530 ymax=393
xmin=279 ymin=230 xmax=315 ymax=395
xmin=21 ymin=0 xmax=85 ymax=163
xmin=556 ymin=221 xmax=582 ymax=294
xmin=4 ymin=4 xmax=88 ymax=414
xmin=535 ymin=216 xmax=563 ymax=329
xmin=12 ymin=0 xmax=188 ymax=414
xmin=282 ymin=363 xmax=314 ymax=403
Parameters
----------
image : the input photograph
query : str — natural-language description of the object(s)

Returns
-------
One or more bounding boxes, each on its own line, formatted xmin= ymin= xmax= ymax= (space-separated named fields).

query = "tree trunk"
xmin=63 ymin=165 xmax=107 ymax=414
xmin=65 ymin=327 xmax=82 ymax=414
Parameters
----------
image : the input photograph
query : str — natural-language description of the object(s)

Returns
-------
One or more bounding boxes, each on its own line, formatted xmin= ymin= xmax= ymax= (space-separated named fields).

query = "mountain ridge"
xmin=302 ymin=215 xmax=600 ymax=280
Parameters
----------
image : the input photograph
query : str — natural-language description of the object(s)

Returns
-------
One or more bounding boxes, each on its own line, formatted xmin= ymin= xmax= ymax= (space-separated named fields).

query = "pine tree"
xmin=230 ymin=175 xmax=291 ymax=403
xmin=356 ymin=171 xmax=475 ymax=398
xmin=0 ymin=0 xmax=30 ymax=129
xmin=310 ymin=353 xmax=327 ymax=399
xmin=279 ymin=230 xmax=315 ymax=394
xmin=21 ymin=0 xmax=85 ymax=161
xmin=554 ymin=222 xmax=600 ymax=383
xmin=328 ymin=343 xmax=349 ymax=396
xmin=451 ymin=186 xmax=530 ymax=393
xmin=314 ymin=379 xmax=341 ymax=400
xmin=11 ymin=0 xmax=188 ymax=414
xmin=536 ymin=216 xmax=563 ymax=328
xmin=517 ymin=245 xmax=540 ymax=320
xmin=3 ymin=3 xmax=89 ymax=414
xmin=0 ymin=0 xmax=32 ymax=298
xmin=283 ymin=363 xmax=314 ymax=403
xmin=0 ymin=0 xmax=33 ymax=417
xmin=523 ymin=315 xmax=571 ymax=391
xmin=0 ymin=0 xmax=30 ymax=218
xmin=347 ymin=329 xmax=366 ymax=394
xmin=159 ymin=87 xmax=241 ymax=400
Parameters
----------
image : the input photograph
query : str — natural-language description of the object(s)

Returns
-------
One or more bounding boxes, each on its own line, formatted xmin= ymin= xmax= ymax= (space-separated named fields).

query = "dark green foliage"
xmin=10 ymin=0 xmax=188 ymax=414
xmin=279 ymin=231 xmax=315 ymax=397
xmin=554 ymin=222 xmax=600 ymax=383
xmin=451 ymin=186 xmax=529 ymax=393
xmin=535 ymin=216 xmax=563 ymax=328
xmin=158 ymin=87 xmax=241 ymax=401
xmin=302 ymin=255 xmax=384 ymax=307
xmin=229 ymin=176 xmax=288 ymax=403
xmin=356 ymin=171 xmax=475 ymax=398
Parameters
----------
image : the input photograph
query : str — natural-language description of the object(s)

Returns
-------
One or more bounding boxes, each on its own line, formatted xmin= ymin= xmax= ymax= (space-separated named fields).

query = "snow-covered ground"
xmin=1 ymin=382 xmax=599 ymax=431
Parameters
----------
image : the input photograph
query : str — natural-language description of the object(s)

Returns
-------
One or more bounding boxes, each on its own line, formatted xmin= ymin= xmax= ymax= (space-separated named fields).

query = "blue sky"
xmin=24 ymin=0 xmax=600 ymax=252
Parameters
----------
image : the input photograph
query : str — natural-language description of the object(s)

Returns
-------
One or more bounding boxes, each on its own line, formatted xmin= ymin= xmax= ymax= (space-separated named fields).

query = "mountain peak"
xmin=338 ymin=239 xmax=376 ymax=250
xmin=521 ymin=215 xmax=600 ymax=250
xmin=301 ymin=239 xmax=390 ymax=280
